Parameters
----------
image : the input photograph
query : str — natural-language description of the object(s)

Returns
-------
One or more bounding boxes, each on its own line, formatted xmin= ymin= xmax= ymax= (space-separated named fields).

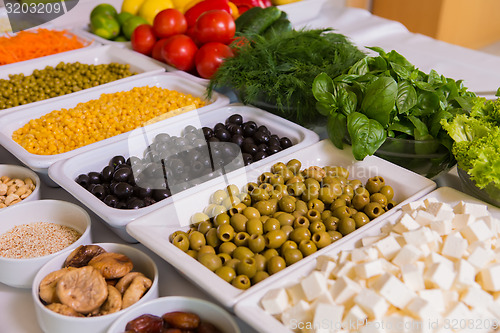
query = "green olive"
xmin=260 ymin=215 xmax=270 ymax=223
xmin=365 ymin=176 xmax=385 ymax=194
xmin=321 ymin=210 xmax=332 ymax=220
xmin=234 ymin=232 xmax=250 ymax=247
xmin=191 ymin=212 xmax=210 ymax=224
xmin=232 ymin=246 xmax=254 ymax=261
xmin=298 ymin=240 xmax=317 ymax=257
xmin=379 ymin=185 xmax=394 ymax=200
xmin=205 ymin=228 xmax=220 ymax=248
xmin=228 ymin=202 xmax=246 ymax=216
xmin=277 ymin=212 xmax=295 ymax=227
xmin=332 ymin=205 xmax=352 ymax=220
xmin=343 ymin=185 xmax=354 ymax=199
xmin=353 ymin=212 xmax=370 ymax=228
xmin=232 ymin=275 xmax=251 ymax=290
xmin=269 ymin=174 xmax=284 ymax=186
xmin=302 ymin=166 xmax=325 ymax=182
xmin=172 ymin=233 xmax=190 ymax=252
xmin=301 ymin=187 xmax=320 ymax=202
xmin=304 ymin=178 xmax=320 ymax=191
xmin=324 ymin=216 xmax=339 ymax=231
xmin=248 ymin=234 xmax=266 ymax=253
xmin=252 ymin=271 xmax=269 ymax=284
xmin=264 ymin=229 xmax=287 ymax=249
xmin=338 ymin=217 xmax=356 ymax=236
xmin=278 ymin=196 xmax=296 ymax=213
xmin=271 ymin=162 xmax=287 ymax=174
xmin=280 ymin=240 xmax=298 ymax=254
xmin=293 ymin=216 xmax=310 ymax=229
xmin=286 ymin=159 xmax=301 ymax=174
xmin=273 ymin=211 xmax=284 ymax=218
xmin=236 ymin=257 xmax=257 ymax=278
xmin=254 ymin=200 xmax=273 ymax=216
xmin=267 ymin=255 xmax=286 ymax=275
xmin=324 ymin=166 xmax=349 ymax=178
xmin=311 ymin=231 xmax=332 ymax=249
xmin=306 ymin=208 xmax=321 ymax=222
xmin=217 ymin=224 xmax=235 ymax=242
xmin=262 ymin=248 xmax=279 ymax=262
xmin=258 ymin=172 xmax=274 ymax=184
xmin=281 ymin=225 xmax=294 ymax=238
xmin=186 ymin=249 xmax=197 ymax=258
xmin=217 ymin=252 xmax=232 ymax=265
xmin=197 ymin=221 xmax=212 ymax=235
xmin=387 ymin=200 xmax=397 ymax=210
xmin=246 ymin=218 xmax=263 ymax=235
xmin=259 ymin=183 xmax=274 ymax=192
xmin=294 ymin=200 xmax=308 ymax=216
xmin=338 ymin=194 xmax=351 ymax=205
xmin=290 ymin=227 xmax=311 ymax=244
xmin=242 ymin=206 xmax=260 ymax=220
xmin=328 ymin=230 xmax=343 ymax=242
xmin=210 ymin=205 xmax=227 ymax=217
xmin=214 ymin=213 xmax=230 ymax=227
xmin=330 ymin=198 xmax=347 ymax=211
xmin=354 ymin=186 xmax=370 ymax=197
xmin=370 ymin=192 xmax=388 ymax=208
xmin=287 ymin=182 xmax=306 ymax=197
xmin=243 ymin=182 xmax=259 ymax=193
xmin=230 ymin=213 xmax=248 ymax=233
xmin=317 ymin=186 xmax=335 ymax=205
xmin=279 ymin=168 xmax=294 ymax=182
xmin=197 ymin=245 xmax=216 ymax=258
xmin=211 ymin=189 xmax=228 ymax=205
xmin=224 ymin=258 xmax=240 ymax=271
xmin=309 ymin=220 xmax=326 ymax=234
xmin=227 ymin=184 xmax=240 ymax=197
xmin=321 ymin=175 xmax=342 ymax=187
xmin=283 ymin=248 xmax=303 ymax=266
xmin=263 ymin=218 xmax=281 ymax=233
xmin=286 ymin=175 xmax=304 ymax=185
xmin=349 ymin=179 xmax=363 ymax=191
xmin=352 ymin=193 xmax=371 ymax=211
xmin=198 ymin=253 xmax=222 ymax=272
xmin=222 ymin=195 xmax=241 ymax=210
xmin=253 ymin=253 xmax=267 ymax=272
xmin=215 ymin=266 xmax=236 ymax=283
xmin=274 ymin=184 xmax=289 ymax=197
xmin=307 ymin=198 xmax=325 ymax=212
xmin=188 ymin=231 xmax=206 ymax=251
xmin=219 ymin=241 xmax=237 ymax=255
xmin=364 ymin=202 xmax=385 ymax=219
xmin=268 ymin=198 xmax=278 ymax=215
xmin=240 ymin=193 xmax=252 ymax=206
xmin=250 ymin=187 xmax=270 ymax=202
xmin=169 ymin=230 xmax=188 ymax=243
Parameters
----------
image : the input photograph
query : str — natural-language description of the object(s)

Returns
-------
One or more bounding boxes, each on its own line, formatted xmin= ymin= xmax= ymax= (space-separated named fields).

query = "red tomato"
xmin=193 ymin=10 xmax=235 ymax=45
xmin=161 ymin=34 xmax=198 ymax=72
xmin=195 ymin=42 xmax=234 ymax=79
xmin=153 ymin=8 xmax=187 ymax=39
xmin=131 ymin=24 xmax=157 ymax=56
xmin=151 ymin=38 xmax=168 ymax=62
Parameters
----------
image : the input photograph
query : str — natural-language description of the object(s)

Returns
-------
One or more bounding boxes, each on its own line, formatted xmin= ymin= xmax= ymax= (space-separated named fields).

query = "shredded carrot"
xmin=0 ymin=28 xmax=88 ymax=66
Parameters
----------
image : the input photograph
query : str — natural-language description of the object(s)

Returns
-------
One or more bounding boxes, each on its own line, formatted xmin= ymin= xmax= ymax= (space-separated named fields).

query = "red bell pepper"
xmin=231 ymin=0 xmax=271 ymax=14
xmin=184 ymin=0 xmax=232 ymax=27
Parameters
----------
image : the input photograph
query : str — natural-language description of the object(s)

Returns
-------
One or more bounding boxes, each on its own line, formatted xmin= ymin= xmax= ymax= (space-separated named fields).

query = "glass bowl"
xmin=373 ymin=137 xmax=456 ymax=179
xmin=458 ymin=167 xmax=500 ymax=207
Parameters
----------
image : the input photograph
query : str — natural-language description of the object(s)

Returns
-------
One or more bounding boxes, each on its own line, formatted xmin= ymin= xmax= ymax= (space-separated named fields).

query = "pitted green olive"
xmin=311 ymin=231 xmax=332 ymax=249
xmin=214 ymin=213 xmax=230 ymax=227
xmin=217 ymin=224 xmax=235 ymax=242
xmin=309 ymin=220 xmax=326 ymax=234
xmin=248 ymin=234 xmax=266 ymax=253
xmin=172 ymin=233 xmax=190 ymax=252
xmin=364 ymin=202 xmax=384 ymax=219
xmin=338 ymin=217 xmax=356 ymax=236
xmin=370 ymin=192 xmax=388 ymax=208
xmin=230 ymin=213 xmax=248 ymax=233
xmin=353 ymin=211 xmax=370 ymax=228
xmin=287 ymin=182 xmax=306 ymax=197
xmin=267 ymin=255 xmax=286 ymax=275
xmin=232 ymin=246 xmax=254 ymax=261
xmin=234 ymin=232 xmax=250 ymax=247
xmin=281 ymin=225 xmax=294 ymax=238
xmin=263 ymin=218 xmax=281 ymax=233
xmin=215 ymin=266 xmax=236 ymax=283
xmin=252 ymin=271 xmax=269 ymax=284
xmin=306 ymin=208 xmax=321 ymax=222
xmin=277 ymin=212 xmax=295 ymax=226
xmin=324 ymin=216 xmax=339 ymax=231
xmin=365 ymin=176 xmax=385 ymax=194
xmin=286 ymin=159 xmax=301 ymax=174
xmin=236 ymin=257 xmax=257 ymax=278
xmin=298 ymin=239 xmax=317 ymax=257
xmin=219 ymin=241 xmax=237 ymax=255
xmin=283 ymin=248 xmax=303 ymax=266
xmin=379 ymin=185 xmax=394 ymax=200
xmin=290 ymin=227 xmax=311 ymax=244
xmin=188 ymin=231 xmax=206 ymax=251
xmin=264 ymin=229 xmax=287 ymax=249
xmin=198 ymin=253 xmax=222 ymax=272
xmin=278 ymin=196 xmax=296 ymax=213
xmin=232 ymin=275 xmax=251 ymax=289
xmin=293 ymin=216 xmax=310 ymax=229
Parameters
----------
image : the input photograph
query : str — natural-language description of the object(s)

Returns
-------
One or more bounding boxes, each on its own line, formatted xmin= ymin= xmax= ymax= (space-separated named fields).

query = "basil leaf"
xmin=348 ymin=57 xmax=369 ymax=75
xmin=496 ymin=87 xmax=500 ymax=97
xmin=454 ymin=96 xmax=474 ymax=112
xmin=347 ymin=112 xmax=386 ymax=160
xmin=390 ymin=62 xmax=411 ymax=80
xmin=367 ymin=46 xmax=387 ymax=56
xmin=429 ymin=110 xmax=452 ymax=137
xmin=334 ymin=74 xmax=361 ymax=84
xmin=428 ymin=69 xmax=443 ymax=85
xmin=361 ymin=76 xmax=397 ymax=126
xmin=388 ymin=120 xmax=415 ymax=136
xmin=408 ymin=115 xmax=429 ymax=139
xmin=368 ymin=55 xmax=388 ymax=71
xmin=396 ymin=80 xmax=417 ymax=114
xmin=327 ymin=112 xmax=347 ymax=149
xmin=312 ymin=73 xmax=334 ymax=103
xmin=386 ymin=50 xmax=414 ymax=71
xmin=414 ymin=81 xmax=435 ymax=92
xmin=413 ymin=91 xmax=440 ymax=116
xmin=316 ymin=101 xmax=335 ymax=116
xmin=338 ymin=89 xmax=357 ymax=116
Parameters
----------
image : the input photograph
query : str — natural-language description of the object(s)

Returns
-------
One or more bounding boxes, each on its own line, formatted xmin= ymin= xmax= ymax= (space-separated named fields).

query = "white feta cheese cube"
xmin=402 ymin=201 xmax=424 ymax=213
xmin=488 ymin=300 xmax=500 ymax=319
xmin=453 ymin=201 xmax=489 ymax=217
xmin=355 ymin=260 xmax=385 ymax=279
xmin=423 ymin=197 xmax=440 ymax=208
xmin=389 ymin=231 xmax=407 ymax=247
xmin=430 ymin=219 xmax=453 ymax=236
xmin=393 ymin=214 xmax=421 ymax=234
xmin=405 ymin=297 xmax=435 ymax=320
xmin=351 ymin=247 xmax=369 ymax=263
xmin=342 ymin=305 xmax=367 ymax=331
xmin=468 ymin=246 xmax=494 ymax=270
xmin=442 ymin=290 xmax=459 ymax=310
xmin=261 ymin=288 xmax=290 ymax=315
xmin=481 ymin=216 xmax=500 ymax=236
xmin=452 ymin=213 xmax=475 ymax=230
xmin=315 ymin=255 xmax=337 ymax=272
xmin=424 ymin=262 xmax=456 ymax=290
xmin=377 ymin=258 xmax=400 ymax=276
xmin=301 ymin=271 xmax=327 ymax=302
xmin=425 ymin=252 xmax=454 ymax=271
xmin=444 ymin=301 xmax=471 ymax=324
xmin=401 ymin=264 xmax=425 ymax=291
xmin=362 ymin=235 xmax=384 ymax=247
xmin=418 ymin=243 xmax=431 ymax=257
xmin=418 ymin=289 xmax=445 ymax=313
xmin=354 ymin=289 xmax=389 ymax=319
xmin=441 ymin=233 xmax=468 ymax=260
xmin=392 ymin=244 xmax=422 ymax=267
xmin=338 ymin=250 xmax=351 ymax=264
xmin=330 ymin=276 xmax=362 ymax=305
xmin=313 ymin=303 xmax=344 ymax=332
xmin=453 ymin=259 xmax=477 ymax=290
xmin=287 ymin=282 xmax=307 ymax=306
xmin=373 ymin=273 xmax=416 ymax=308
xmin=403 ymin=227 xmax=434 ymax=246
xmin=415 ymin=210 xmax=436 ymax=227
xmin=479 ymin=263 xmax=500 ymax=292
xmin=461 ymin=220 xmax=494 ymax=244
xmin=425 ymin=202 xmax=454 ymax=220
xmin=375 ymin=235 xmax=401 ymax=260
xmin=331 ymin=261 xmax=356 ymax=280
xmin=461 ymin=285 xmax=494 ymax=309
xmin=281 ymin=300 xmax=313 ymax=328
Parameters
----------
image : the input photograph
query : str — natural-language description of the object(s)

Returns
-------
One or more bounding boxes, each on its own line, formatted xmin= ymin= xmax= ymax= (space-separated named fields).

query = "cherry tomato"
xmin=193 ymin=10 xmax=235 ymax=45
xmin=131 ymin=24 xmax=157 ymax=56
xmin=195 ymin=42 xmax=234 ymax=79
xmin=153 ymin=8 xmax=187 ymax=39
xmin=151 ymin=38 xmax=168 ymax=62
xmin=161 ymin=34 xmax=198 ymax=72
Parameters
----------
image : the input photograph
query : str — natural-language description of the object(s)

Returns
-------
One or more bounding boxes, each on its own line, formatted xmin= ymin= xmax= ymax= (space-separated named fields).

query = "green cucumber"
xmin=235 ymin=6 xmax=264 ymax=33
xmin=263 ymin=17 xmax=292 ymax=39
xmin=243 ymin=6 xmax=282 ymax=35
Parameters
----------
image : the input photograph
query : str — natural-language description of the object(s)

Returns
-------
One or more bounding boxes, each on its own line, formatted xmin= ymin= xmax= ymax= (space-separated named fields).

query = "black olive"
xmin=242 ymin=142 xmax=258 ymax=155
xmin=242 ymin=121 xmax=257 ymax=137
xmin=183 ymin=125 xmax=197 ymax=134
xmin=231 ymin=134 xmax=244 ymax=146
xmin=258 ymin=125 xmax=271 ymax=135
xmin=126 ymin=156 xmax=142 ymax=166
xmin=254 ymin=151 xmax=268 ymax=161
xmin=113 ymin=182 xmax=134 ymax=199
xmin=174 ymin=137 xmax=188 ymax=147
xmin=226 ymin=123 xmax=243 ymax=136
xmin=127 ymin=198 xmax=145 ymax=209
xmin=184 ymin=132 xmax=198 ymax=143
xmin=257 ymin=143 xmax=268 ymax=153
xmin=109 ymin=155 xmax=126 ymax=169
xmin=253 ymin=130 xmax=270 ymax=144
xmin=242 ymin=136 xmax=255 ymax=145
xmin=113 ymin=166 xmax=132 ymax=182
xmin=190 ymin=160 xmax=205 ymax=177
xmin=134 ymin=185 xmax=152 ymax=198
xmin=215 ymin=128 xmax=231 ymax=142
xmin=128 ymin=173 xmax=137 ymax=186
xmin=166 ymin=158 xmax=185 ymax=176
xmin=101 ymin=165 xmax=114 ymax=182
xmin=91 ymin=184 xmax=107 ymax=199
xmin=75 ymin=174 xmax=90 ymax=187
xmin=242 ymin=153 xmax=253 ymax=166
xmin=268 ymin=144 xmax=282 ymax=155
xmin=88 ymin=172 xmax=101 ymax=184
xmin=280 ymin=137 xmax=293 ymax=149
xmin=207 ymin=137 xmax=220 ymax=143
xmin=143 ymin=197 xmax=156 ymax=206
xmin=226 ymin=114 xmax=243 ymax=125
xmin=214 ymin=122 xmax=225 ymax=132
xmin=87 ymin=183 xmax=98 ymax=192
xmin=202 ymin=126 xmax=214 ymax=139
xmin=153 ymin=188 xmax=171 ymax=201
xmin=116 ymin=201 xmax=128 ymax=209
xmin=268 ymin=137 xmax=280 ymax=147
xmin=192 ymin=138 xmax=207 ymax=148
xmin=154 ymin=133 xmax=170 ymax=143
xmin=103 ymin=194 xmax=119 ymax=207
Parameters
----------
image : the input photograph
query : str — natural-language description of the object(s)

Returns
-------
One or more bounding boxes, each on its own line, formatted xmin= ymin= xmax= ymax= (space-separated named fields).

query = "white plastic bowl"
xmin=0 ymin=72 xmax=230 ymax=186
xmin=107 ymin=296 xmax=241 ymax=333
xmin=0 ymin=164 xmax=41 ymax=208
xmin=32 ymin=243 xmax=159 ymax=333
xmin=48 ymin=105 xmax=319 ymax=242
xmin=0 ymin=199 xmax=92 ymax=288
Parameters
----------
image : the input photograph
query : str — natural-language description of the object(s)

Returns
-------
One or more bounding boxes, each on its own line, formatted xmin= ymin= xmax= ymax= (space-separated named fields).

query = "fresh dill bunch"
xmin=207 ymin=28 xmax=365 ymax=126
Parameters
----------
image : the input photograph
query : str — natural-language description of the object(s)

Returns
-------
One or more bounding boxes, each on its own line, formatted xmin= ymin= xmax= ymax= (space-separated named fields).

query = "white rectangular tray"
xmin=48 ymin=104 xmax=319 ymax=242
xmin=0 ymin=72 xmax=230 ymax=185
xmin=0 ymin=45 xmax=166 ymax=116
xmin=233 ymin=186 xmax=500 ymax=333
xmin=126 ymin=139 xmax=436 ymax=309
